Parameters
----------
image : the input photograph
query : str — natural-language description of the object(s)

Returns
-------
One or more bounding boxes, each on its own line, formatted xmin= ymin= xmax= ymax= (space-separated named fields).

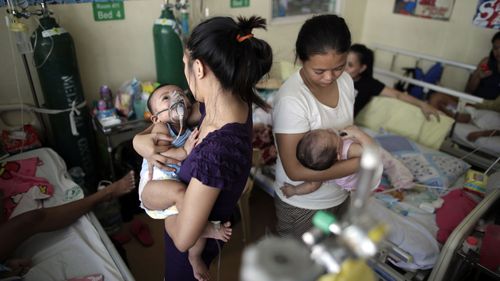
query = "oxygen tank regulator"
xmin=241 ymin=147 xmax=388 ymax=281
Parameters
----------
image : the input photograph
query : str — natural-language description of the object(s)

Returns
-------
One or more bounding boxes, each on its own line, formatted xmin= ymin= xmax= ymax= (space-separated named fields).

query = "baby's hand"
xmin=280 ymin=182 xmax=296 ymax=198
xmin=339 ymin=125 xmax=362 ymax=140
xmin=184 ymin=127 xmax=200 ymax=155
xmin=340 ymin=125 xmax=374 ymax=148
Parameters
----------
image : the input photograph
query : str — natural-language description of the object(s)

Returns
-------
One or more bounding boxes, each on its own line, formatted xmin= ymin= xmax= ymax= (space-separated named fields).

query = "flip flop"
xmin=130 ymin=219 xmax=154 ymax=247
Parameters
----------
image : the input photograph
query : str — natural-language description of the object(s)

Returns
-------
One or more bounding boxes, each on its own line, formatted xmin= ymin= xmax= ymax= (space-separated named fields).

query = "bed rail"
xmin=373 ymin=44 xmax=476 ymax=72
xmin=372 ymin=44 xmax=483 ymax=110
xmin=428 ymin=188 xmax=500 ymax=281
xmin=374 ymin=68 xmax=483 ymax=105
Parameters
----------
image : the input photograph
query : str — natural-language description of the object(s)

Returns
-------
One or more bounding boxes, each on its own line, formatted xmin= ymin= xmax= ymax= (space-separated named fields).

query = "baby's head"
xmin=147 ymin=84 xmax=191 ymax=125
xmin=297 ymin=129 xmax=340 ymax=170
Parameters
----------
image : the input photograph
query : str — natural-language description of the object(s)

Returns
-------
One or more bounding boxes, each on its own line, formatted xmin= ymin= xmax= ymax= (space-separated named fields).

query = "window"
xmin=271 ymin=0 xmax=341 ymax=23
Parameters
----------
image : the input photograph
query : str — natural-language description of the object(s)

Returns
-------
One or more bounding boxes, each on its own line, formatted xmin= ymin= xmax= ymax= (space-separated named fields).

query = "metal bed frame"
xmin=372 ymin=44 xmax=499 ymax=173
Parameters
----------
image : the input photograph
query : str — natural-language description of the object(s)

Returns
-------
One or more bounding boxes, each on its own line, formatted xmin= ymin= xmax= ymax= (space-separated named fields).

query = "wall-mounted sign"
xmin=93 ymin=1 xmax=125 ymax=21
xmin=231 ymin=0 xmax=249 ymax=8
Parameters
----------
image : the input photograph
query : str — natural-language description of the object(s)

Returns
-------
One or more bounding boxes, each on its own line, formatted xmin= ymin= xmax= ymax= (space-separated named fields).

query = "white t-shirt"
xmin=272 ymin=70 xmax=356 ymax=210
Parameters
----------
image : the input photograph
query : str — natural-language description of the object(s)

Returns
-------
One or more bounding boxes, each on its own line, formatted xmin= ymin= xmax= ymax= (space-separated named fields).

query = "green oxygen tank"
xmin=31 ymin=9 xmax=98 ymax=191
xmin=153 ymin=3 xmax=188 ymax=89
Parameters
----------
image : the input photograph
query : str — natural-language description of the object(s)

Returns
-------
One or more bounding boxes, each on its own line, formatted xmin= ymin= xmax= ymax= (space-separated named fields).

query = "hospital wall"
xmin=0 ymin=0 xmax=492 ymax=107
xmin=0 ymin=0 xmax=366 ymax=106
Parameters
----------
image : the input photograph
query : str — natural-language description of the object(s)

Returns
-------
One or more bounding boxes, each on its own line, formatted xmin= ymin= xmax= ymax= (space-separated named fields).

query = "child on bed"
xmin=280 ymin=125 xmax=376 ymax=198
xmin=137 ymin=84 xmax=231 ymax=279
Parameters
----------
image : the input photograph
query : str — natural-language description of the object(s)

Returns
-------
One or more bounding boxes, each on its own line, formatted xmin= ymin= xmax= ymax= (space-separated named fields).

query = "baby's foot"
xmin=280 ymin=183 xmax=295 ymax=198
xmin=189 ymin=254 xmax=210 ymax=281
xmin=202 ymin=221 xmax=232 ymax=242
xmin=107 ymin=171 xmax=136 ymax=199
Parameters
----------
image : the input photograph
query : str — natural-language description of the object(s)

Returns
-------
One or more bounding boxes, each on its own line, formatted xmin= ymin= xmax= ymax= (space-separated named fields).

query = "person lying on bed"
xmin=429 ymin=32 xmax=500 ymax=118
xmin=280 ymin=126 xmax=375 ymax=197
xmin=456 ymin=104 xmax=500 ymax=142
xmin=345 ymin=44 xmax=440 ymax=121
xmin=137 ymin=84 xmax=232 ymax=280
xmin=0 ymin=171 xmax=135 ymax=278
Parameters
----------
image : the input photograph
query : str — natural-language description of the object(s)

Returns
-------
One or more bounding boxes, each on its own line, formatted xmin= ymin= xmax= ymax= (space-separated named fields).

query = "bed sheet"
xmin=452 ymin=122 xmax=500 ymax=155
xmin=251 ymin=105 xmax=466 ymax=270
xmin=5 ymin=148 xmax=85 ymax=207
xmin=5 ymin=148 xmax=133 ymax=281
xmin=367 ymin=196 xmax=439 ymax=270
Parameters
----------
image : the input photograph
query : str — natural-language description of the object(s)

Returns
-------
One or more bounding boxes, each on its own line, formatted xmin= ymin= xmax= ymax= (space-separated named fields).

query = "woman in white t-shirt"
xmin=272 ymin=14 xmax=361 ymax=238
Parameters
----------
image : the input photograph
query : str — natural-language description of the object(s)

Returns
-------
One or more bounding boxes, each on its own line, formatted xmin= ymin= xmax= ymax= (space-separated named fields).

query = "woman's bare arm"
xmin=466 ymin=57 xmax=490 ymax=94
xmin=276 ymin=133 xmax=359 ymax=182
xmin=381 ymin=86 xmax=440 ymax=121
xmin=164 ymin=178 xmax=221 ymax=252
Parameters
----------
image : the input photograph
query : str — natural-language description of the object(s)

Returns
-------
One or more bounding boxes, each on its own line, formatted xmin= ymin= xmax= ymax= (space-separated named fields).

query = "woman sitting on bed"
xmin=0 ymin=172 xmax=135 ymax=278
xmin=433 ymin=32 xmax=500 ymax=142
xmin=429 ymin=32 xmax=500 ymax=118
xmin=346 ymin=44 xmax=440 ymax=121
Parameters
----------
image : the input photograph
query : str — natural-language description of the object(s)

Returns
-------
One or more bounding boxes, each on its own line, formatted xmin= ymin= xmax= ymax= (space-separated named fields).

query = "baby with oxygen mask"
xmin=137 ymin=84 xmax=232 ymax=278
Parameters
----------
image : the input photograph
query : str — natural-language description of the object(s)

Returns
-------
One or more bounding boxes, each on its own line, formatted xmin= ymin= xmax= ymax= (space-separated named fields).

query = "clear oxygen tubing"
xmin=451 ymin=117 xmax=499 ymax=180
xmin=458 ymin=129 xmax=498 ymax=162
xmin=5 ymin=11 xmax=26 ymax=152
xmin=169 ymin=90 xmax=186 ymax=142
xmin=485 ymin=155 xmax=500 ymax=176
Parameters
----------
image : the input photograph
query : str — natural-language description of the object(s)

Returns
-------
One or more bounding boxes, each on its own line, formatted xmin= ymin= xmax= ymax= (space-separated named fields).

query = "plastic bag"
xmin=115 ymin=78 xmax=142 ymax=119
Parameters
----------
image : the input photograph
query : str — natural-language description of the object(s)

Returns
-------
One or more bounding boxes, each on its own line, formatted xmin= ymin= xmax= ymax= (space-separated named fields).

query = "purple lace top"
xmin=177 ymin=103 xmax=252 ymax=221
xmin=164 ymin=103 xmax=253 ymax=281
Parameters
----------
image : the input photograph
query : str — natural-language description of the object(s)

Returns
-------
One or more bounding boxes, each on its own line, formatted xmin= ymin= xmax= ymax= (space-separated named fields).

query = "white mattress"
xmin=6 ymin=148 xmax=134 ymax=281
xmin=452 ymin=122 xmax=500 ymax=155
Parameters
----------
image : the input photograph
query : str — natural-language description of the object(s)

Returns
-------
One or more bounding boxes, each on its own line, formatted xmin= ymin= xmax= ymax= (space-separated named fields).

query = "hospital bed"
xmin=0 ymin=104 xmax=134 ymax=280
xmin=355 ymin=94 xmax=500 ymax=280
xmin=372 ymin=44 xmax=500 ymax=173
xmin=3 ymin=147 xmax=135 ymax=281
xmin=251 ymin=91 xmax=499 ymax=280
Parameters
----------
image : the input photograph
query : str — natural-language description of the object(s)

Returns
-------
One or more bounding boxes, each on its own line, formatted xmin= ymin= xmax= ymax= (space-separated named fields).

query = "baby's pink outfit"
xmin=329 ymin=139 xmax=358 ymax=191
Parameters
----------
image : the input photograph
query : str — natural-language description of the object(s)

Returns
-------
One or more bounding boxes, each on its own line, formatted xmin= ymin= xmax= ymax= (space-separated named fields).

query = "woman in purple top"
xmin=133 ymin=16 xmax=272 ymax=281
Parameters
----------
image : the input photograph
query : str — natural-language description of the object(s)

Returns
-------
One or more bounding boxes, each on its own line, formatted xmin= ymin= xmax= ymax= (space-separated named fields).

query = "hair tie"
xmin=236 ymin=33 xmax=253 ymax=43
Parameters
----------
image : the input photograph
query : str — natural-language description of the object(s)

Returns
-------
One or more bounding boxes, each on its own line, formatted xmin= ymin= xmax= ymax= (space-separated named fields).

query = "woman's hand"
xmin=419 ymin=103 xmax=441 ymax=122
xmin=477 ymin=63 xmax=493 ymax=79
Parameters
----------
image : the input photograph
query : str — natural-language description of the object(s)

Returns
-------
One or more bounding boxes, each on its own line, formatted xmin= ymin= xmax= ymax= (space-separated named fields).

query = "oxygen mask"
xmin=168 ymin=90 xmax=186 ymax=124
xmin=154 ymin=90 xmax=186 ymax=142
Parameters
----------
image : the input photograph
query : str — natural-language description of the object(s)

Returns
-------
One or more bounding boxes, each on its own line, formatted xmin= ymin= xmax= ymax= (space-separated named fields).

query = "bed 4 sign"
xmin=92 ymin=1 xmax=125 ymax=21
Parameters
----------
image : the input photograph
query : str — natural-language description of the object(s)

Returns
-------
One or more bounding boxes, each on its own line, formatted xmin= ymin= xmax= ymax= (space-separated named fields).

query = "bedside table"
xmin=93 ymin=117 xmax=150 ymax=180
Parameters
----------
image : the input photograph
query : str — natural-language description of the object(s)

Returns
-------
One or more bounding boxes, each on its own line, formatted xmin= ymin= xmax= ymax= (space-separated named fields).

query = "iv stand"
xmin=6 ymin=0 xmax=48 ymax=138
